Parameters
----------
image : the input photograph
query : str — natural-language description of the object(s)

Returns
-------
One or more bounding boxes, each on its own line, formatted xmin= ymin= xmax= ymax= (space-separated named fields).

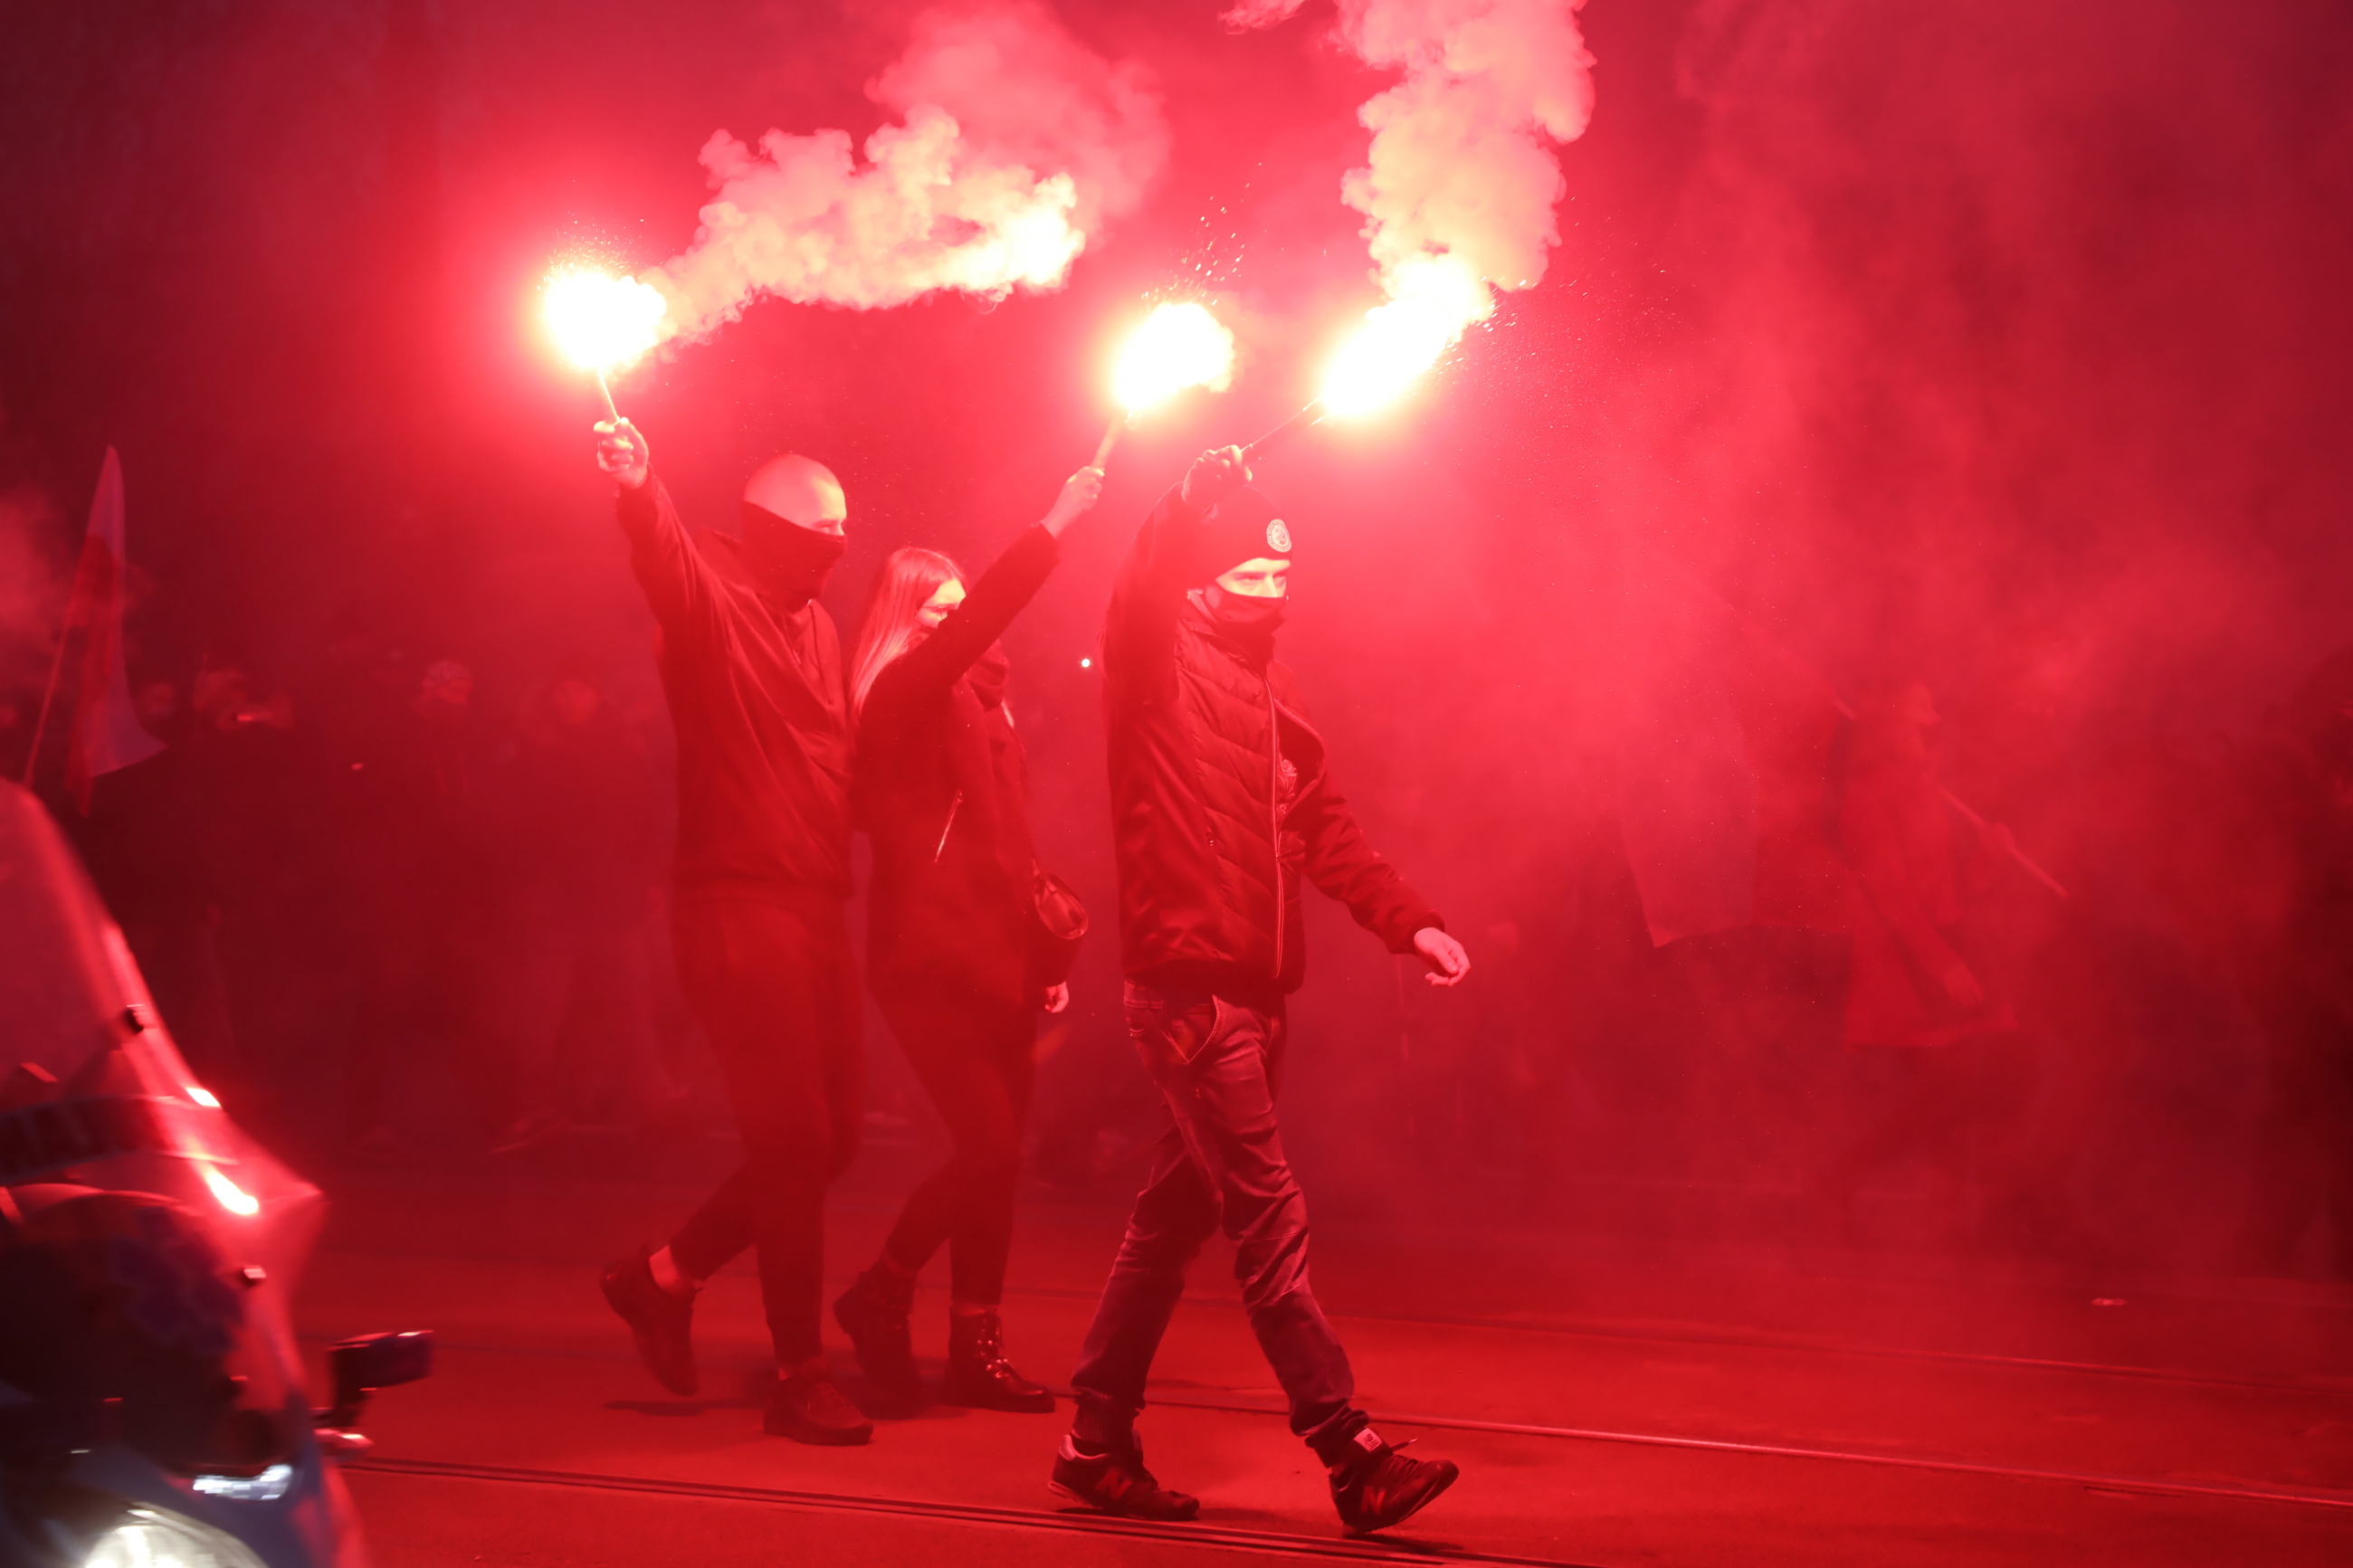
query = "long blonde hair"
xmin=849 ymin=546 xmax=966 ymax=722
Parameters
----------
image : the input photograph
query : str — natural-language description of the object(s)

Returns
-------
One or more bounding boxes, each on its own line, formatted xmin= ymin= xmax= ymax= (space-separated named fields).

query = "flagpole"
xmin=18 ymin=609 xmax=72 ymax=788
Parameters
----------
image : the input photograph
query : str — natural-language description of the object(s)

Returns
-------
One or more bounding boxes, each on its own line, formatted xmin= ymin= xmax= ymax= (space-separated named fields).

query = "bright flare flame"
xmin=1111 ymin=302 xmax=1235 ymax=414
xmin=542 ymin=268 xmax=668 ymax=375
xmin=1318 ymin=254 xmax=1489 ymax=418
xmin=202 ymin=1167 xmax=261 ymax=1217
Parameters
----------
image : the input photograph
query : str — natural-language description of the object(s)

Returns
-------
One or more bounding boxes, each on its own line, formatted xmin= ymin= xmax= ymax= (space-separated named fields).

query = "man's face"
xmin=1214 ymin=557 xmax=1291 ymax=600
xmin=919 ymin=579 xmax=967 ymax=632
xmin=551 ymin=679 xmax=602 ymax=727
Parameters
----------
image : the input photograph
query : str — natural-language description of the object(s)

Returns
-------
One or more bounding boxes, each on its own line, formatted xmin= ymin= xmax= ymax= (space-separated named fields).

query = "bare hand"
xmin=595 ymin=418 xmax=651 ymax=490
xmin=1180 ymin=445 xmax=1251 ymax=509
xmin=1939 ymin=957 xmax=1986 ymax=1010
xmin=1413 ymin=927 xmax=1471 ymax=987
xmin=1043 ymin=983 xmax=1072 ymax=1014
xmin=1042 ymin=467 xmax=1104 ymax=538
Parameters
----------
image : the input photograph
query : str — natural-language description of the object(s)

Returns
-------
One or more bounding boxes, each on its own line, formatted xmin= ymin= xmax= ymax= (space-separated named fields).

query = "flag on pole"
xmin=41 ymin=449 xmax=165 ymax=810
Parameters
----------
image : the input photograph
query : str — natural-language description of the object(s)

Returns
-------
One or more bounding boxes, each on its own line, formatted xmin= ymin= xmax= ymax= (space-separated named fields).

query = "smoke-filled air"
xmin=7 ymin=3 xmax=2353 ymax=1562
xmin=1233 ymin=0 xmax=1596 ymax=398
xmin=646 ymin=2 xmax=1168 ymax=340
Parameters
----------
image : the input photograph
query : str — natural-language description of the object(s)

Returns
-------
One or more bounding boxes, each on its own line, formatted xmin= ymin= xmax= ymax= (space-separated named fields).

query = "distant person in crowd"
xmin=830 ymin=462 xmax=1101 ymax=1418
xmin=75 ymin=678 xmax=235 ymax=1078
xmin=179 ymin=652 xmax=324 ymax=1109
xmin=2232 ymin=647 xmax=2353 ymax=1277
xmin=486 ymin=666 xmax=677 ymax=1154
xmin=589 ymin=416 xmax=875 ymax=1446
xmin=338 ymin=654 xmax=489 ymax=1156
xmin=1941 ymin=628 xmax=2118 ymax=1258
xmin=1052 ymin=445 xmax=1470 ymax=1535
xmin=1814 ymin=678 xmax=2026 ymax=1240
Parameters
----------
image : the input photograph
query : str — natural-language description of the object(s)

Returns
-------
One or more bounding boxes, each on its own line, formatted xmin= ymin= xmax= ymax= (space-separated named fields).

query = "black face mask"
xmin=1205 ymin=584 xmax=1289 ymax=633
xmin=741 ymin=500 xmax=848 ymax=603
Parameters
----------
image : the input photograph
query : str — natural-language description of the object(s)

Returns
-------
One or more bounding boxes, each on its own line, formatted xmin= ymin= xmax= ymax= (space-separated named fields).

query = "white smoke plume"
xmin=1229 ymin=0 xmax=1596 ymax=358
xmin=649 ymin=3 xmax=1167 ymax=340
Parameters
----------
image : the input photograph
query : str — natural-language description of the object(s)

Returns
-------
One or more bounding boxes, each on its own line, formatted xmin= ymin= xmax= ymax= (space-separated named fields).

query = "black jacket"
xmin=859 ymin=524 xmax=1061 ymax=1007
xmin=1100 ymin=484 xmax=1441 ymax=997
xmin=618 ymin=476 xmax=853 ymax=902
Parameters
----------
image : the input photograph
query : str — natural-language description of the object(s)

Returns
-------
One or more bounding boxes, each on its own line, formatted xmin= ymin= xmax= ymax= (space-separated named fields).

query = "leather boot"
xmin=833 ymin=1264 xmax=924 ymax=1414
xmin=944 ymin=1308 xmax=1054 ymax=1413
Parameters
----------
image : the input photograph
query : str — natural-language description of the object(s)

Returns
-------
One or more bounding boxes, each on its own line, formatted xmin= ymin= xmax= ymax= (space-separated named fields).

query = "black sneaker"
xmin=765 ymin=1366 xmax=874 ymax=1446
xmin=833 ymin=1266 xmax=923 ymax=1414
xmin=1049 ymin=1434 xmax=1201 ymax=1521
xmin=945 ymin=1309 xmax=1054 ymax=1413
xmin=1330 ymin=1434 xmax=1459 ymax=1535
xmin=599 ymin=1246 xmax=698 ymax=1397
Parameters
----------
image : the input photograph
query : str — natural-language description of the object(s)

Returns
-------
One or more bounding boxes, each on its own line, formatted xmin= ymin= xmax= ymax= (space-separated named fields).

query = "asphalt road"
xmin=295 ymin=1141 xmax=2353 ymax=1566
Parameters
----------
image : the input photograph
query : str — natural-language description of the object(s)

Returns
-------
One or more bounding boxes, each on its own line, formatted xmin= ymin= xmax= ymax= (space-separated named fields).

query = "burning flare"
xmin=1233 ymin=0 xmax=1596 ymax=408
xmin=1113 ymin=302 xmax=1236 ymax=414
xmin=1094 ymin=301 xmax=1235 ymax=465
xmin=541 ymin=268 xmax=667 ymax=378
xmin=1319 ymin=254 xmax=1485 ymax=417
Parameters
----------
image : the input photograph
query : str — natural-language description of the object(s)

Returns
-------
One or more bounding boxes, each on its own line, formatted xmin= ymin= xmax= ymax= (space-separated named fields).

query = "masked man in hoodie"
xmin=1050 ymin=444 xmax=1472 ymax=1535
xmin=588 ymin=416 xmax=875 ymax=1446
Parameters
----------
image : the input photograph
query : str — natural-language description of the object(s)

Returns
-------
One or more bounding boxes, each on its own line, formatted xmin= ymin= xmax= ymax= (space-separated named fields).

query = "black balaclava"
xmin=740 ymin=500 xmax=848 ymax=604
xmin=1203 ymin=587 xmax=1289 ymax=633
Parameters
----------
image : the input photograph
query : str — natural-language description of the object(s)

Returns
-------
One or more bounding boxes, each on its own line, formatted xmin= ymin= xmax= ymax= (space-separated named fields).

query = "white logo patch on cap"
xmin=1265 ymin=519 xmax=1292 ymax=554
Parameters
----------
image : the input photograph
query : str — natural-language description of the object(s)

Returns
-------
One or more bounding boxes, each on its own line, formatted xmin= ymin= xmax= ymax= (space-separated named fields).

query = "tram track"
xmin=343 ymin=1455 xmax=1607 ymax=1568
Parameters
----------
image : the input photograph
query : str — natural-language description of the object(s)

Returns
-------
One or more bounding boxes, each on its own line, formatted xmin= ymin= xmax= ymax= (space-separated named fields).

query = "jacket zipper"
xmin=1267 ymin=678 xmax=1283 ymax=983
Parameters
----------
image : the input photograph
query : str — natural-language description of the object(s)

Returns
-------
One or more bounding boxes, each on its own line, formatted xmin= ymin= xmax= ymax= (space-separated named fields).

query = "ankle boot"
xmin=833 ymin=1265 xmax=923 ymax=1414
xmin=945 ymin=1308 xmax=1054 ymax=1413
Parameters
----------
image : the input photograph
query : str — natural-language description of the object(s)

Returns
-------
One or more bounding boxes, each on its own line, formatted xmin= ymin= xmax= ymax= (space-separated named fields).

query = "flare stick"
xmin=594 ymin=369 xmax=621 ymax=423
xmin=1243 ymin=399 xmax=1329 ymax=461
xmin=1091 ymin=413 xmax=1124 ymax=469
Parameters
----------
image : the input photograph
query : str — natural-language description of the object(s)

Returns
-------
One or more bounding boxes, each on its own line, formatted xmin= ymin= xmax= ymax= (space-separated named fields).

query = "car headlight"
xmin=82 ymin=1506 xmax=268 ymax=1568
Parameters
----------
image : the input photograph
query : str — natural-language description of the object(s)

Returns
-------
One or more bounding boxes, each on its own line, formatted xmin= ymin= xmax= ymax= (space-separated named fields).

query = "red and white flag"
xmin=54 ymin=449 xmax=164 ymax=809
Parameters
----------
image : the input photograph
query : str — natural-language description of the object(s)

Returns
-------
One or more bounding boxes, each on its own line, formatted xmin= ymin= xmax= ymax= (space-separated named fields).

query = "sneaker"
xmin=944 ymin=1309 xmax=1054 ymax=1413
xmin=598 ymin=1246 xmax=698 ymax=1397
xmin=833 ymin=1265 xmax=923 ymax=1414
xmin=1049 ymin=1433 xmax=1200 ymax=1521
xmin=765 ymin=1366 xmax=874 ymax=1446
xmin=1330 ymin=1434 xmax=1459 ymax=1535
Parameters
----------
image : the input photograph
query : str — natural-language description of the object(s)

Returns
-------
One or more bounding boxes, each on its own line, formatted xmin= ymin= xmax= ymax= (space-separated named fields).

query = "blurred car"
xmin=0 ymin=778 xmax=427 ymax=1568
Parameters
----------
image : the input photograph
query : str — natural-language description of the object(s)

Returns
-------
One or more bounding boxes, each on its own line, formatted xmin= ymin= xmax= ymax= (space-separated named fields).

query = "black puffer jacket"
xmin=1100 ymin=484 xmax=1442 ymax=997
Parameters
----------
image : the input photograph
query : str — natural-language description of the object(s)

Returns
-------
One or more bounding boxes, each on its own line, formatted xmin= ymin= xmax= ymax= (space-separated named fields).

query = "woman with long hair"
xmin=833 ymin=462 xmax=1102 ymax=1414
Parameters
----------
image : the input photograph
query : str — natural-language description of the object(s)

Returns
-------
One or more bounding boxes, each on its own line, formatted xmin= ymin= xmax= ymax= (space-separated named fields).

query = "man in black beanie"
xmin=1051 ymin=444 xmax=1472 ymax=1534
xmin=587 ymin=416 xmax=874 ymax=1446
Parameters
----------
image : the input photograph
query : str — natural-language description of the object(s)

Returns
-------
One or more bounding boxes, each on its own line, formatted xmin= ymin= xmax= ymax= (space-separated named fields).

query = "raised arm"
xmin=872 ymin=468 xmax=1102 ymax=701
xmin=595 ymin=418 xmax=719 ymax=630
xmin=1102 ymin=446 xmax=1252 ymax=693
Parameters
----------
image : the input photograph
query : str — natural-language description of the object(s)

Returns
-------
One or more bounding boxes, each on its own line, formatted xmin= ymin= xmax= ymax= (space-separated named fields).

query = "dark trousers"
xmin=876 ymin=988 xmax=1037 ymax=1305
xmin=1071 ymin=983 xmax=1359 ymax=1450
xmin=665 ymin=893 xmax=862 ymax=1365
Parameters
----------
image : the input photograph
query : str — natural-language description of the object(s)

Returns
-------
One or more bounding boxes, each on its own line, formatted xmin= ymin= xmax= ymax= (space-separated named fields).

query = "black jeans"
xmin=1071 ymin=983 xmax=1359 ymax=1451
xmin=666 ymin=893 xmax=862 ymax=1365
xmin=876 ymin=988 xmax=1036 ymax=1305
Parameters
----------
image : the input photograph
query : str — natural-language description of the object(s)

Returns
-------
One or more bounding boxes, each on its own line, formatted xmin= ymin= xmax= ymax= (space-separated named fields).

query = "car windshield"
xmin=0 ymin=781 xmax=325 ymax=1475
